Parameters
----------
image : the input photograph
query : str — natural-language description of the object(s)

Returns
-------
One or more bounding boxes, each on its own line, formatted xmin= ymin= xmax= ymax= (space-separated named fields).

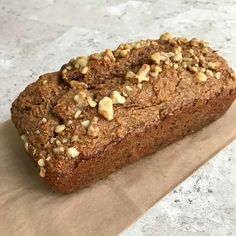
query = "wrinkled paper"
xmin=0 ymin=102 xmax=236 ymax=236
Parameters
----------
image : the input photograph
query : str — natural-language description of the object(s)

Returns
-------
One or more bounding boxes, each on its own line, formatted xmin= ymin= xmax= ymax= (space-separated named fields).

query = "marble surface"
xmin=0 ymin=0 xmax=235 ymax=235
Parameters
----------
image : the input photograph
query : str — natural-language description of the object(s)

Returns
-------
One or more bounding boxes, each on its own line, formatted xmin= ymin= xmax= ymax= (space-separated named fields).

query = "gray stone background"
xmin=0 ymin=0 xmax=235 ymax=235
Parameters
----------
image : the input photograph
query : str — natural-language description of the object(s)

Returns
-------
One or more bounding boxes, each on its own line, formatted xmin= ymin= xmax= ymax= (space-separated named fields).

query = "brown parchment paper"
xmin=1 ymin=102 xmax=236 ymax=236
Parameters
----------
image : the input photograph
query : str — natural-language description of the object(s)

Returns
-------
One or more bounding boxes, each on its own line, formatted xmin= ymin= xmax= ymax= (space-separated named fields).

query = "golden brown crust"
xmin=11 ymin=33 xmax=236 ymax=193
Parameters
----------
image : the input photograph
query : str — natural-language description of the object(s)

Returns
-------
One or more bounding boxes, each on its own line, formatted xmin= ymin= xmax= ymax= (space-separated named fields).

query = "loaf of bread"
xmin=11 ymin=33 xmax=236 ymax=193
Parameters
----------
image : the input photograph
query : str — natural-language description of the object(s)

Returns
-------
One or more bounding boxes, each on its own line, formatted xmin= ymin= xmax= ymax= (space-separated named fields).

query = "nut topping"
xmin=173 ymin=63 xmax=179 ymax=69
xmin=160 ymin=32 xmax=173 ymax=41
xmin=41 ymin=118 xmax=47 ymax=123
xmin=215 ymin=72 xmax=221 ymax=79
xmin=206 ymin=69 xmax=214 ymax=77
xmin=188 ymin=65 xmax=198 ymax=73
xmin=195 ymin=72 xmax=207 ymax=82
xmin=71 ymin=135 xmax=79 ymax=142
xmin=173 ymin=53 xmax=182 ymax=62
xmin=126 ymin=64 xmax=150 ymax=83
xmin=74 ymin=110 xmax=82 ymax=119
xmin=125 ymin=85 xmax=133 ymax=92
xmin=66 ymin=147 xmax=80 ymax=158
xmin=177 ymin=37 xmax=188 ymax=44
xmin=74 ymin=57 xmax=88 ymax=69
xmin=110 ymin=91 xmax=126 ymax=104
xmin=74 ymin=92 xmax=88 ymax=107
xmin=190 ymin=38 xmax=199 ymax=47
xmin=174 ymin=46 xmax=182 ymax=54
xmin=39 ymin=168 xmax=46 ymax=178
xmin=207 ymin=62 xmax=221 ymax=70
xmin=136 ymin=64 xmax=150 ymax=83
xmin=53 ymin=146 xmax=64 ymax=154
xmin=87 ymin=96 xmax=97 ymax=108
xmin=37 ymin=159 xmax=45 ymax=167
xmin=81 ymin=120 xmax=90 ymax=128
xmin=87 ymin=117 xmax=99 ymax=137
xmin=126 ymin=71 xmax=136 ymax=80
xmin=150 ymin=65 xmax=162 ymax=77
xmin=151 ymin=52 xmax=161 ymax=64
xmin=70 ymin=81 xmax=88 ymax=90
xmin=104 ymin=49 xmax=116 ymax=62
xmin=98 ymin=97 xmax=113 ymax=121
xmin=81 ymin=66 xmax=89 ymax=74
xmin=55 ymin=125 xmax=66 ymax=133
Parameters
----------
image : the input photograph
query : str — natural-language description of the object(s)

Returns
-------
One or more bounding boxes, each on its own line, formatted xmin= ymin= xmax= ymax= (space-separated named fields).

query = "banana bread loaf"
xmin=11 ymin=33 xmax=236 ymax=193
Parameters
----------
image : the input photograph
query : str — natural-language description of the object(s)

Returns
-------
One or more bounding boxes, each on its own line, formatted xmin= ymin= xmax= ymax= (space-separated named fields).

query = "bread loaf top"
xmin=11 ymin=33 xmax=236 ymax=178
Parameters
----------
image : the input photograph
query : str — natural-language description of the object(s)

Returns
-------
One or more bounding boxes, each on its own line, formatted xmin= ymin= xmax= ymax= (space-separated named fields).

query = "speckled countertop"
xmin=0 ymin=0 xmax=235 ymax=235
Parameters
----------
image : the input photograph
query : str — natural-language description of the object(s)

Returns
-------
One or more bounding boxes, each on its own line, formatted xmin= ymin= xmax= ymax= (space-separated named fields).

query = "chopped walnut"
xmin=39 ymin=168 xmax=46 ymax=178
xmin=126 ymin=65 xmax=150 ymax=83
xmin=55 ymin=125 xmax=66 ymax=133
xmin=46 ymin=156 xmax=51 ymax=162
xmin=67 ymin=120 xmax=73 ymax=126
xmin=126 ymin=70 xmax=136 ymax=80
xmin=182 ymin=62 xmax=188 ymax=69
xmin=136 ymin=64 xmax=150 ymax=83
xmin=208 ymin=62 xmax=221 ymax=70
xmin=189 ymin=49 xmax=194 ymax=55
xmin=87 ymin=116 xmax=99 ymax=137
xmin=90 ymin=53 xmax=102 ymax=60
xmin=81 ymin=120 xmax=90 ymax=128
xmin=174 ymin=46 xmax=182 ymax=54
xmin=151 ymin=52 xmax=161 ymax=64
xmin=56 ymin=140 xmax=62 ymax=146
xmin=173 ymin=53 xmax=182 ymax=62
xmin=166 ymin=52 xmax=175 ymax=58
xmin=71 ymin=135 xmax=79 ymax=142
xmin=81 ymin=66 xmax=89 ymax=74
xmin=74 ymin=57 xmax=88 ymax=69
xmin=66 ymin=147 xmax=80 ymax=158
xmin=202 ymin=47 xmax=209 ymax=55
xmin=98 ymin=97 xmax=113 ymax=121
xmin=87 ymin=96 xmax=97 ymax=108
xmin=160 ymin=52 xmax=169 ymax=61
xmin=110 ymin=91 xmax=126 ymax=104
xmin=104 ymin=49 xmax=116 ymax=62
xmin=53 ymin=146 xmax=64 ymax=154
xmin=122 ymin=92 xmax=128 ymax=97
xmin=188 ymin=65 xmax=198 ymax=73
xmin=116 ymin=49 xmax=130 ymax=57
xmin=74 ymin=110 xmax=82 ymax=119
xmin=41 ymin=117 xmax=47 ymax=123
xmin=37 ymin=158 xmax=45 ymax=167
xmin=160 ymin=32 xmax=173 ymax=41
xmin=173 ymin=63 xmax=179 ymax=69
xmin=70 ymin=81 xmax=88 ymax=90
xmin=195 ymin=72 xmax=207 ymax=82
xmin=74 ymin=92 xmax=89 ymax=107
xmin=200 ymin=68 xmax=206 ymax=73
xmin=150 ymin=65 xmax=162 ymax=77
xmin=177 ymin=37 xmax=188 ymax=44
xmin=35 ymin=130 xmax=40 ymax=134
xmin=190 ymin=38 xmax=199 ymax=47
xmin=215 ymin=72 xmax=221 ymax=79
xmin=198 ymin=55 xmax=206 ymax=66
xmin=125 ymin=85 xmax=133 ymax=92
xmin=206 ymin=69 xmax=214 ymax=77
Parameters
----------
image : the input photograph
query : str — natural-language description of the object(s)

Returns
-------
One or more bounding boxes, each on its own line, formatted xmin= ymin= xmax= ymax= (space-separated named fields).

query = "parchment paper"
xmin=1 ymin=102 xmax=236 ymax=236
